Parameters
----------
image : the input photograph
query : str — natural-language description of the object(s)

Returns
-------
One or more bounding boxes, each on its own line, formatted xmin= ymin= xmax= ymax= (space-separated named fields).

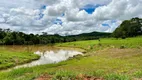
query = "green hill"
xmin=66 ymin=31 xmax=111 ymax=41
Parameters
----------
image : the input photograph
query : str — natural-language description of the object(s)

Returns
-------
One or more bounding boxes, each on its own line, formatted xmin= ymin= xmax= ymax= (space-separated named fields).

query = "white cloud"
xmin=0 ymin=0 xmax=142 ymax=35
xmin=65 ymin=9 xmax=90 ymax=22
xmin=93 ymin=0 xmax=142 ymax=20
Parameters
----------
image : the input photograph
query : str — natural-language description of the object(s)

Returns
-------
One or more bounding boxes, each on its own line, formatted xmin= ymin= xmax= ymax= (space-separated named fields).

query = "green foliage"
xmin=104 ymin=73 xmax=130 ymax=80
xmin=113 ymin=17 xmax=142 ymax=38
xmin=133 ymin=71 xmax=142 ymax=78
xmin=0 ymin=37 xmax=142 ymax=79
xmin=8 ymin=68 xmax=33 ymax=78
xmin=53 ymin=70 xmax=77 ymax=79
xmin=120 ymin=45 xmax=126 ymax=49
xmin=84 ymin=70 xmax=105 ymax=77
xmin=0 ymin=28 xmax=111 ymax=45
xmin=0 ymin=47 xmax=39 ymax=70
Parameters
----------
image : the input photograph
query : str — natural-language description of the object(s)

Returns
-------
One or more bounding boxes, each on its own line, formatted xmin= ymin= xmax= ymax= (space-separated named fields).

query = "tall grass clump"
xmin=104 ymin=73 xmax=131 ymax=80
xmin=7 ymin=68 xmax=33 ymax=78
xmin=84 ymin=70 xmax=105 ymax=78
xmin=133 ymin=71 xmax=142 ymax=78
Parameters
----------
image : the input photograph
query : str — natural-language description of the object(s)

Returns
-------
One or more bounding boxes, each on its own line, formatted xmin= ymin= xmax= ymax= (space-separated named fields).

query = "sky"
xmin=0 ymin=0 xmax=142 ymax=35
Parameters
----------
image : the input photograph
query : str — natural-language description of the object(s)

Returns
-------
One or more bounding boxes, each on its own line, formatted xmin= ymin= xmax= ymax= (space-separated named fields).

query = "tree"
xmin=113 ymin=18 xmax=142 ymax=38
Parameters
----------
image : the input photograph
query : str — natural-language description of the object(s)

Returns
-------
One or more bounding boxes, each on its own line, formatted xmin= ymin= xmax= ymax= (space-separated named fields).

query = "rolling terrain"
xmin=0 ymin=37 xmax=142 ymax=80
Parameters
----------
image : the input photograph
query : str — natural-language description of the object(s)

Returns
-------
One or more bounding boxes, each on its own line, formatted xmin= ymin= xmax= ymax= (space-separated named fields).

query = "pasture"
xmin=0 ymin=37 xmax=142 ymax=80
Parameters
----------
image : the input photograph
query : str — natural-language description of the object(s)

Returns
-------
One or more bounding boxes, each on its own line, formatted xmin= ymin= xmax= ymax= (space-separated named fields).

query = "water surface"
xmin=14 ymin=50 xmax=83 ymax=69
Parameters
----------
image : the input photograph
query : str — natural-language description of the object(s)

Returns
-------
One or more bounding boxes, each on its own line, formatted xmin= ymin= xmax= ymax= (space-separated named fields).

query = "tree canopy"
xmin=113 ymin=17 xmax=142 ymax=38
xmin=0 ymin=29 xmax=111 ymax=45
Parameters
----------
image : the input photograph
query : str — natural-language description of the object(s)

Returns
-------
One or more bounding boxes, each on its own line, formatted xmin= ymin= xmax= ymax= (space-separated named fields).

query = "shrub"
xmin=120 ymin=45 xmax=126 ymax=49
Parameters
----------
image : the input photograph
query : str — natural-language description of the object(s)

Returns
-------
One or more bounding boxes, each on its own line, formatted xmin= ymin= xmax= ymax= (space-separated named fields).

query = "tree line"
xmin=0 ymin=28 xmax=111 ymax=45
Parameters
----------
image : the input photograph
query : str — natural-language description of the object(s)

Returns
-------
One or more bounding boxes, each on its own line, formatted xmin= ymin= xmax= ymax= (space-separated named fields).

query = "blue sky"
xmin=53 ymin=19 xmax=62 ymax=25
xmin=0 ymin=0 xmax=141 ymax=35
xmin=80 ymin=4 xmax=103 ymax=14
xmin=102 ymin=24 xmax=110 ymax=27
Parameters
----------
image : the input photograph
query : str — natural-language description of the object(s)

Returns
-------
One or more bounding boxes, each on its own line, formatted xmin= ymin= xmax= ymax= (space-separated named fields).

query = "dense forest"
xmin=0 ymin=28 xmax=111 ymax=45
xmin=113 ymin=17 xmax=142 ymax=38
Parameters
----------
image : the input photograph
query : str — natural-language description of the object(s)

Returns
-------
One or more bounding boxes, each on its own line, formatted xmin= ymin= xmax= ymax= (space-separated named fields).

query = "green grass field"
xmin=0 ymin=37 xmax=142 ymax=80
xmin=0 ymin=46 xmax=40 ymax=70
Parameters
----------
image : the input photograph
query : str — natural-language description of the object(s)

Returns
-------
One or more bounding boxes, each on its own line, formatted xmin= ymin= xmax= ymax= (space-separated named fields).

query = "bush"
xmin=120 ymin=45 xmax=126 ymax=49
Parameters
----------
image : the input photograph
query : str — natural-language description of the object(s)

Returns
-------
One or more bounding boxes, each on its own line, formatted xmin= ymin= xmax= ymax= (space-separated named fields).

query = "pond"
xmin=14 ymin=50 xmax=83 ymax=69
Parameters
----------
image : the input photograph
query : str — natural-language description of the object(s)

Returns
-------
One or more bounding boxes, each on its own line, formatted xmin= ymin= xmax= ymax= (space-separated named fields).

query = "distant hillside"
xmin=0 ymin=28 xmax=111 ymax=45
xmin=66 ymin=31 xmax=111 ymax=41
xmin=113 ymin=17 xmax=142 ymax=38
xmin=71 ymin=31 xmax=111 ymax=37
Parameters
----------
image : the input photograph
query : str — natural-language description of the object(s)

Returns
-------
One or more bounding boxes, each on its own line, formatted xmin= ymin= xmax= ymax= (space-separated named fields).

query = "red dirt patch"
xmin=76 ymin=74 xmax=104 ymax=80
xmin=35 ymin=73 xmax=104 ymax=80
xmin=35 ymin=74 xmax=52 ymax=80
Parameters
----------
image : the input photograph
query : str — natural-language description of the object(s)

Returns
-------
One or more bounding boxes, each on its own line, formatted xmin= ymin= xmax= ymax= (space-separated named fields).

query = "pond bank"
xmin=0 ymin=45 xmax=85 ymax=71
xmin=14 ymin=50 xmax=83 ymax=69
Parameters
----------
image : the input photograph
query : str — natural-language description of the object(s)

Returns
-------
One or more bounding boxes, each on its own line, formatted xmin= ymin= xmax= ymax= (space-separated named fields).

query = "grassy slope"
xmin=0 ymin=46 xmax=40 ymax=70
xmin=57 ymin=36 xmax=142 ymax=50
xmin=0 ymin=37 xmax=142 ymax=80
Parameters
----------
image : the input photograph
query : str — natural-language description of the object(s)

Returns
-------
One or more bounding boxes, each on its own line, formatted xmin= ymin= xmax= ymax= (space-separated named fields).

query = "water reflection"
xmin=14 ymin=50 xmax=83 ymax=68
